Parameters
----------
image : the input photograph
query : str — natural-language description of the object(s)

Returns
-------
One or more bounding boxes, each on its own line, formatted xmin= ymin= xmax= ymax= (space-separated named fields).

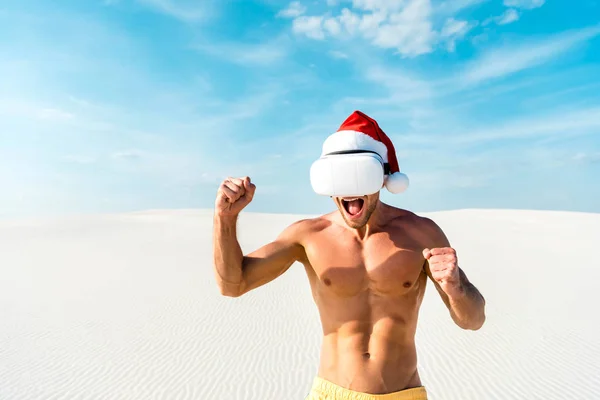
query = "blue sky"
xmin=1 ymin=0 xmax=599 ymax=218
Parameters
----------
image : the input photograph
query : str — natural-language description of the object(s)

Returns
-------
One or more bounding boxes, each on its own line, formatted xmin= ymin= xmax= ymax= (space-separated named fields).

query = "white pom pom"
xmin=385 ymin=172 xmax=409 ymax=194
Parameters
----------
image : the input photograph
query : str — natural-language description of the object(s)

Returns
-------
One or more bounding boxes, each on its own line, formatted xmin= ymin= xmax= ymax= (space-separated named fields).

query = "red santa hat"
xmin=321 ymin=110 xmax=409 ymax=194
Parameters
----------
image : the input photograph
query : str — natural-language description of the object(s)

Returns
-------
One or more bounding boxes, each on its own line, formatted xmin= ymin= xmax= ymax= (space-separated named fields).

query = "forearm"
xmin=447 ymin=282 xmax=486 ymax=330
xmin=213 ymin=214 xmax=244 ymax=297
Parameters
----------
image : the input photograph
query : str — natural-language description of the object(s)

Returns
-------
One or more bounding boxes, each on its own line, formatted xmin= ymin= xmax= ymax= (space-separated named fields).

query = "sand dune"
xmin=1 ymin=208 xmax=599 ymax=399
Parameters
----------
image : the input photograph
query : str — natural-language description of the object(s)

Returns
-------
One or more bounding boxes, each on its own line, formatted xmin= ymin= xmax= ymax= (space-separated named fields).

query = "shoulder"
xmin=387 ymin=207 xmax=450 ymax=247
xmin=278 ymin=215 xmax=332 ymax=241
xmin=413 ymin=215 xmax=450 ymax=248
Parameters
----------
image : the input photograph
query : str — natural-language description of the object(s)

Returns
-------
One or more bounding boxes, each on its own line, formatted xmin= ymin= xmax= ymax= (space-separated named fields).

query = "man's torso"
xmin=295 ymin=205 xmax=435 ymax=394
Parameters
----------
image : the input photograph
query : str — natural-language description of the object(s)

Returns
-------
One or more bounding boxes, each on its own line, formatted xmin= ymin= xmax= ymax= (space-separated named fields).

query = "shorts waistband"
xmin=310 ymin=377 xmax=427 ymax=400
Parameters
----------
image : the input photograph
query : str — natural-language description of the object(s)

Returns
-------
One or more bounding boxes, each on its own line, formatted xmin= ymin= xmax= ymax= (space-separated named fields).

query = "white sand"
xmin=1 ymin=208 xmax=599 ymax=399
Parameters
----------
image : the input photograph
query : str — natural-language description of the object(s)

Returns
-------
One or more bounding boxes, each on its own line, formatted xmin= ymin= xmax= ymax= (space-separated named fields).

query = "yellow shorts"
xmin=305 ymin=377 xmax=427 ymax=400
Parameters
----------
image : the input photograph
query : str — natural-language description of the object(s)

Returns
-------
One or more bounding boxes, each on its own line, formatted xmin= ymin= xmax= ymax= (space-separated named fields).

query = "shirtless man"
xmin=213 ymin=111 xmax=486 ymax=399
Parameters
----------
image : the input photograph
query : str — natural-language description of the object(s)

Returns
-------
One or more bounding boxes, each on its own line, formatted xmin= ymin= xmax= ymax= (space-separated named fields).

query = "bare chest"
xmin=304 ymin=231 xmax=426 ymax=297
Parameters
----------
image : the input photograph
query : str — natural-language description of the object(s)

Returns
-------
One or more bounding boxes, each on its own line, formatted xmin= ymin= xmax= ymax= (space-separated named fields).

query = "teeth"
xmin=343 ymin=198 xmax=358 ymax=202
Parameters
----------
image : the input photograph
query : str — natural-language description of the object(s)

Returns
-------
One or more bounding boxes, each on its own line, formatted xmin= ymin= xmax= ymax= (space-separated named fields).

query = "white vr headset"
xmin=310 ymin=151 xmax=387 ymax=197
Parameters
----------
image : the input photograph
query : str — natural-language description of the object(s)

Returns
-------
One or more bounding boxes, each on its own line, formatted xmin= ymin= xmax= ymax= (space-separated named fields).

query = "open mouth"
xmin=341 ymin=197 xmax=365 ymax=217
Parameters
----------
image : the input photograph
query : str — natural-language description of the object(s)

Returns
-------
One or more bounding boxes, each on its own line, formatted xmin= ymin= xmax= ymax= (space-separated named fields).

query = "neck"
xmin=352 ymin=201 xmax=387 ymax=240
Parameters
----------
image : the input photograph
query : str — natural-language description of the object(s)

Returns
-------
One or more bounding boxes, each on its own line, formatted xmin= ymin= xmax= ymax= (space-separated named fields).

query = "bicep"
xmin=238 ymin=224 xmax=305 ymax=295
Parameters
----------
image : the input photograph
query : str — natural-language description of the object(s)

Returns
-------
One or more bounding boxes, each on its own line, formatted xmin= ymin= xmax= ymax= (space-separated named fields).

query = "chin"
xmin=334 ymin=196 xmax=372 ymax=229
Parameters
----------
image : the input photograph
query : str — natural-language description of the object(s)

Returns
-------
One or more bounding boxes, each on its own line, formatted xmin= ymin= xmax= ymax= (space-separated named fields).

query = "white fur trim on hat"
xmin=321 ymin=130 xmax=388 ymax=161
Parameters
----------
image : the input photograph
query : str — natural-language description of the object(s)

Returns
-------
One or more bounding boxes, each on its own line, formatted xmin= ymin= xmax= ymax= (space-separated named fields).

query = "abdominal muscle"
xmin=314 ymin=289 xmax=424 ymax=394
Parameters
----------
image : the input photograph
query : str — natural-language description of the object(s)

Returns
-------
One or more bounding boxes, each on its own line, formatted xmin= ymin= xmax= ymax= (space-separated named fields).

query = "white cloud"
xmin=503 ymin=0 xmax=545 ymax=9
xmin=136 ymin=0 xmax=208 ymax=22
xmin=204 ymin=89 xmax=284 ymax=123
xmin=497 ymin=8 xmax=520 ymax=24
xmin=354 ymin=0 xmax=438 ymax=56
xmin=373 ymin=13 xmax=436 ymax=56
xmin=329 ymin=50 xmax=349 ymax=59
xmin=365 ymin=65 xmax=434 ymax=102
xmin=441 ymin=18 xmax=469 ymax=37
xmin=352 ymin=0 xmax=406 ymax=12
xmin=337 ymin=8 xmax=361 ymax=35
xmin=573 ymin=152 xmax=600 ymax=164
xmin=237 ymin=46 xmax=286 ymax=65
xmin=106 ymin=148 xmax=223 ymax=188
xmin=277 ymin=1 xmax=306 ymax=18
xmin=37 ymin=108 xmax=75 ymax=121
xmin=112 ymin=150 xmax=145 ymax=161
xmin=358 ymin=11 xmax=387 ymax=38
xmin=374 ymin=0 xmax=435 ymax=56
xmin=323 ymin=17 xmax=342 ymax=35
xmin=441 ymin=18 xmax=474 ymax=51
xmin=435 ymin=0 xmax=489 ymax=15
xmin=448 ymin=106 xmax=600 ymax=144
xmin=483 ymin=8 xmax=520 ymax=26
xmin=461 ymin=25 xmax=600 ymax=85
xmin=195 ymin=39 xmax=287 ymax=66
xmin=0 ymin=101 xmax=77 ymax=122
xmin=289 ymin=0 xmax=485 ymax=57
xmin=292 ymin=16 xmax=325 ymax=39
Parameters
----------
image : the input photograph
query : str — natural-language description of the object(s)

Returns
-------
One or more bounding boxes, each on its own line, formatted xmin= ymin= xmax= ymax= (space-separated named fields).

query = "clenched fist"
xmin=423 ymin=247 xmax=462 ymax=297
xmin=215 ymin=176 xmax=256 ymax=217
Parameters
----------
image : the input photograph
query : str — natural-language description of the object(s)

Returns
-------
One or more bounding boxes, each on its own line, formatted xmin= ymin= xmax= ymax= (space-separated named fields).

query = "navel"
xmin=403 ymin=281 xmax=412 ymax=288
xmin=362 ymin=352 xmax=371 ymax=360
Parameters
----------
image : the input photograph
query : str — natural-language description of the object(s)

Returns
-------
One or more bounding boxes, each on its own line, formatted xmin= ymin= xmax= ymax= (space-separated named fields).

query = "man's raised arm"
xmin=212 ymin=176 xmax=305 ymax=297
xmin=421 ymin=218 xmax=486 ymax=330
